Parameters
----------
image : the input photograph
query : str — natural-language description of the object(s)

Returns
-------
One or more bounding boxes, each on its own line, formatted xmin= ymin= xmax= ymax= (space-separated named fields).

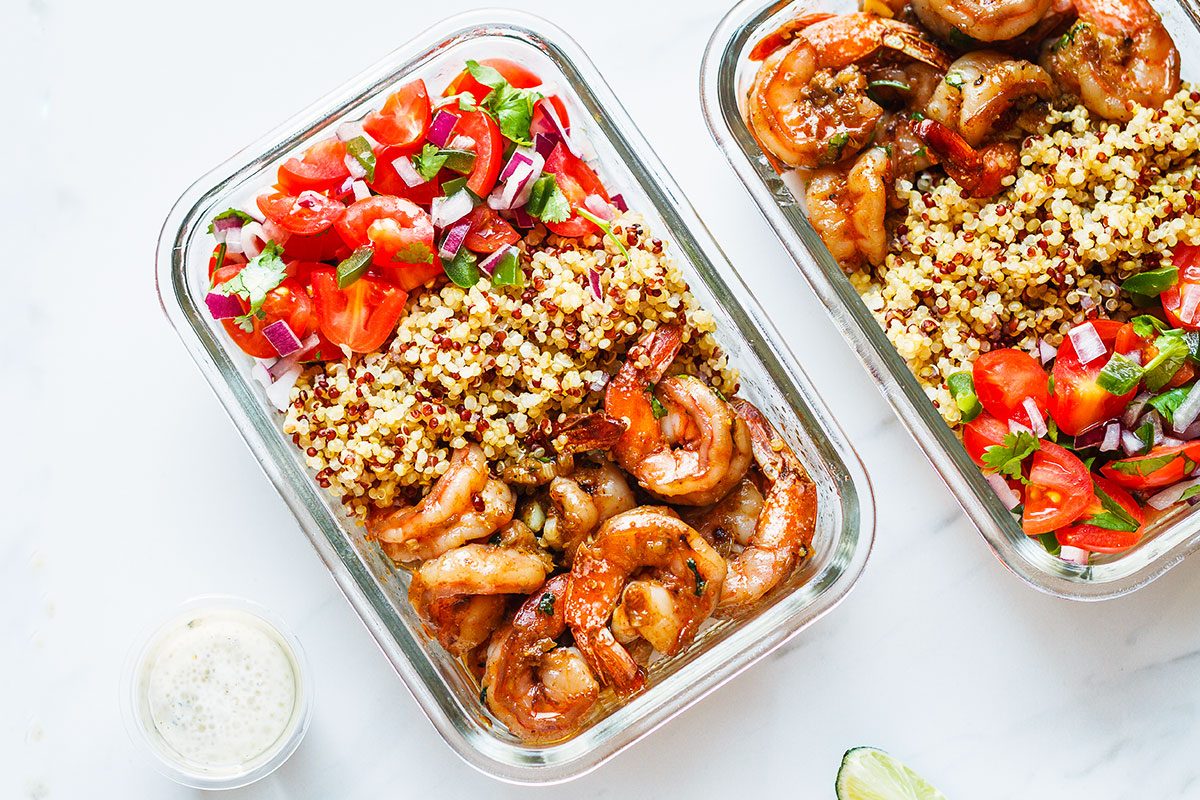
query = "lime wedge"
xmin=836 ymin=747 xmax=947 ymax=800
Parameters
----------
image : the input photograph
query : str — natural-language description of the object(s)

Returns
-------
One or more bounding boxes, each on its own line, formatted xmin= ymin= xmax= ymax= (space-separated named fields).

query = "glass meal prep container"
xmin=701 ymin=0 xmax=1200 ymax=600
xmin=156 ymin=9 xmax=874 ymax=784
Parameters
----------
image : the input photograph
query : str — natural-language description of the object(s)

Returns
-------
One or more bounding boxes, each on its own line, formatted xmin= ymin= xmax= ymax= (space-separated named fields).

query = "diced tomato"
xmin=463 ymin=206 xmax=520 ymax=253
xmin=1100 ymin=441 xmax=1200 ymax=491
xmin=543 ymin=142 xmax=610 ymax=238
xmin=335 ymin=196 xmax=436 ymax=281
xmin=447 ymin=58 xmax=542 ymax=101
xmin=455 ymin=110 xmax=504 ymax=197
xmin=257 ymin=191 xmax=345 ymax=236
xmin=281 ymin=227 xmax=350 ymax=263
xmin=1160 ymin=244 xmax=1200 ymax=328
xmin=277 ymin=138 xmax=351 ymax=195
xmin=973 ymin=348 xmax=1050 ymax=428
xmin=368 ymin=145 xmax=443 ymax=205
xmin=1048 ymin=320 xmax=1136 ymax=436
xmin=963 ymin=413 xmax=1010 ymax=467
xmin=1022 ymin=440 xmax=1095 ymax=535
xmin=211 ymin=266 xmax=316 ymax=359
xmin=310 ymin=268 xmax=409 ymax=353
xmin=363 ymin=79 xmax=430 ymax=152
xmin=392 ymin=261 xmax=444 ymax=292
xmin=1057 ymin=475 xmax=1145 ymax=553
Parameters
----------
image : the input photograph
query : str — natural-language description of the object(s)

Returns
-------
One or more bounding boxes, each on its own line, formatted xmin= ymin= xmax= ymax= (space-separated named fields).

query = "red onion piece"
xmin=213 ymin=215 xmax=245 ymax=234
xmin=336 ymin=121 xmax=364 ymax=142
xmin=240 ymin=222 xmax=267 ymax=260
xmin=1182 ymin=284 xmax=1200 ymax=326
xmin=1067 ymin=322 xmax=1105 ymax=365
xmin=223 ymin=226 xmax=244 ymax=254
xmin=351 ymin=180 xmax=371 ymax=201
xmin=266 ymin=334 xmax=319 ymax=380
xmin=532 ymin=100 xmax=572 ymax=153
xmin=344 ymin=153 xmax=367 ymax=180
xmin=1101 ymin=421 xmax=1120 ymax=451
xmin=1147 ymin=477 xmax=1200 ymax=510
xmin=513 ymin=206 xmax=535 ymax=229
xmin=478 ymin=245 xmax=515 ymax=278
xmin=1171 ymin=383 xmax=1200 ymax=433
xmin=583 ymin=194 xmax=615 ymax=221
xmin=500 ymin=151 xmax=534 ymax=183
xmin=985 ymin=472 xmax=1020 ymax=510
xmin=1008 ymin=419 xmax=1032 ymax=435
xmin=439 ymin=219 xmax=472 ymax=261
xmin=431 ymin=190 xmax=474 ymax=229
xmin=588 ymin=269 xmax=603 ymax=300
xmin=394 ymin=155 xmax=428 ymax=188
xmin=262 ymin=319 xmax=303 ymax=357
xmin=427 ymin=110 xmax=460 ymax=148
xmin=205 ymin=292 xmax=243 ymax=320
xmin=611 ymin=193 xmax=628 ymax=213
xmin=242 ymin=199 xmax=267 ymax=224
xmin=1122 ymin=391 xmax=1153 ymax=427
xmin=261 ymin=219 xmax=292 ymax=245
xmin=533 ymin=132 xmax=559 ymax=159
xmin=1037 ymin=339 xmax=1057 ymax=365
xmin=1121 ymin=429 xmax=1146 ymax=456
xmin=488 ymin=151 xmax=542 ymax=211
xmin=1059 ymin=546 xmax=1089 ymax=565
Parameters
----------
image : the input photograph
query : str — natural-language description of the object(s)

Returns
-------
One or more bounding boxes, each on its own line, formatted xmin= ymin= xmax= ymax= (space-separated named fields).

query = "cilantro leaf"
xmin=466 ymin=59 xmax=540 ymax=145
xmin=1079 ymin=482 xmax=1141 ymax=532
xmin=1131 ymin=314 xmax=1170 ymax=339
xmin=981 ymin=432 xmax=1040 ymax=481
xmin=206 ymin=207 xmax=254 ymax=234
xmin=1148 ymin=386 xmax=1190 ymax=423
xmin=686 ymin=558 xmax=707 ymax=597
xmin=1106 ymin=450 xmax=1182 ymax=477
xmin=213 ymin=241 xmax=287 ymax=321
xmin=537 ymin=592 xmax=555 ymax=616
xmin=413 ymin=143 xmax=449 ymax=182
xmin=525 ymin=173 xmax=571 ymax=224
xmin=391 ymin=241 xmax=435 ymax=265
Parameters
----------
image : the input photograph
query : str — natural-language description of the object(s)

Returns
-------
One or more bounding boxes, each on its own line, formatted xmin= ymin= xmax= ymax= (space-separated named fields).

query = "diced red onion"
xmin=478 ymin=245 xmax=515 ymax=278
xmin=224 ymin=225 xmax=244 ymax=255
xmin=531 ymin=100 xmax=572 ymax=153
xmin=1021 ymin=398 xmax=1047 ymax=437
xmin=1074 ymin=422 xmax=1108 ymax=449
xmin=205 ymin=292 xmax=243 ymax=320
xmin=213 ymin=215 xmax=245 ymax=234
xmin=240 ymin=222 xmax=267 ymax=260
xmin=1067 ymin=322 xmax=1106 ymax=365
xmin=1008 ymin=419 xmax=1032 ymax=435
xmin=427 ymin=110 xmax=460 ymax=148
xmin=611 ymin=193 xmax=628 ymax=213
xmin=351 ymin=180 xmax=371 ymax=201
xmin=448 ymin=134 xmax=476 ymax=151
xmin=1182 ymin=284 xmax=1200 ymax=326
xmin=1161 ymin=435 xmax=1185 ymax=447
xmin=430 ymin=190 xmax=474 ymax=229
xmin=1037 ymin=339 xmax=1057 ymax=365
xmin=589 ymin=269 xmax=603 ymax=300
xmin=499 ymin=151 xmax=535 ymax=183
xmin=265 ymin=334 xmax=320 ymax=380
xmin=533 ymin=132 xmax=559 ymax=159
xmin=1059 ymin=546 xmax=1089 ymax=565
xmin=394 ymin=155 xmax=428 ymax=188
xmin=584 ymin=194 xmax=615 ymax=221
xmin=336 ymin=121 xmax=363 ymax=141
xmin=488 ymin=150 xmax=542 ymax=211
xmin=513 ymin=206 xmax=535 ymax=229
xmin=1147 ymin=477 xmax=1200 ymax=510
xmin=1171 ymin=383 xmax=1200 ymax=433
xmin=1178 ymin=418 xmax=1200 ymax=440
xmin=344 ymin=153 xmax=367 ymax=180
xmin=1122 ymin=392 xmax=1152 ymax=427
xmin=1144 ymin=410 xmax=1164 ymax=446
xmin=262 ymin=319 xmax=303 ymax=358
xmin=439 ymin=219 xmax=472 ymax=261
xmin=985 ymin=472 xmax=1020 ymax=510
xmin=252 ymin=361 xmax=302 ymax=412
xmin=1121 ymin=429 xmax=1146 ymax=456
xmin=1101 ymin=421 xmax=1120 ymax=451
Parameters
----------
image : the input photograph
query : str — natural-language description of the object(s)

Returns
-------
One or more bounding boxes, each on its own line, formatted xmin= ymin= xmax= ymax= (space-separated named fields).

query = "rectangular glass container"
xmin=701 ymin=0 xmax=1200 ymax=599
xmin=157 ymin=9 xmax=874 ymax=783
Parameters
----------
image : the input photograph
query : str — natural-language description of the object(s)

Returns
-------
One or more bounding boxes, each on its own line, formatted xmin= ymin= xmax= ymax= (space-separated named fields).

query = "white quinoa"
xmin=850 ymin=86 xmax=1200 ymax=425
xmin=282 ymin=213 xmax=738 ymax=519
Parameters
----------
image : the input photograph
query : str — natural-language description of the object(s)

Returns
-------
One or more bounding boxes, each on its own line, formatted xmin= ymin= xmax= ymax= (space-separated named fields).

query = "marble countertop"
xmin=7 ymin=0 xmax=1200 ymax=796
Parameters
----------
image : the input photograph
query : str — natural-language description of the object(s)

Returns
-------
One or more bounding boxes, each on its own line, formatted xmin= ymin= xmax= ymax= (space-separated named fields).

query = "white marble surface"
xmin=6 ymin=0 xmax=1200 ymax=797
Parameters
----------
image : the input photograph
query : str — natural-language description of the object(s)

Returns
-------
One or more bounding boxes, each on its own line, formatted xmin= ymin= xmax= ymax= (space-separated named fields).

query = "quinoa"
xmin=282 ymin=213 xmax=738 ymax=519
xmin=850 ymin=86 xmax=1200 ymax=425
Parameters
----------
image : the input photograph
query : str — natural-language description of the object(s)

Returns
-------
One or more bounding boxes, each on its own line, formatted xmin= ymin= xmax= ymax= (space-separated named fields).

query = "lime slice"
xmin=836 ymin=747 xmax=947 ymax=800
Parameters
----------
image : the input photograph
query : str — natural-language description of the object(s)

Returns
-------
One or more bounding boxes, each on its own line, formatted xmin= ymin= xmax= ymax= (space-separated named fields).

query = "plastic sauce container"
xmin=123 ymin=596 xmax=313 ymax=789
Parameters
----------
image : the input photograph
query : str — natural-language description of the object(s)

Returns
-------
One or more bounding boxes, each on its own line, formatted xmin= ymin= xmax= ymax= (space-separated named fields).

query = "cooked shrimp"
xmin=911 ymin=0 xmax=1054 ymax=42
xmin=605 ymin=326 xmax=752 ymax=505
xmin=409 ymin=521 xmax=553 ymax=656
xmin=686 ymin=478 xmax=765 ymax=554
xmin=805 ymin=146 xmax=893 ymax=270
xmin=375 ymin=477 xmax=516 ymax=564
xmin=564 ymin=507 xmax=726 ymax=695
xmin=542 ymin=460 xmax=636 ymax=564
xmin=747 ymin=13 xmax=950 ymax=169
xmin=926 ymin=51 xmax=1056 ymax=146
xmin=717 ymin=401 xmax=818 ymax=614
xmin=915 ymin=117 xmax=1021 ymax=197
xmin=1042 ymin=0 xmax=1179 ymax=121
xmin=483 ymin=575 xmax=600 ymax=742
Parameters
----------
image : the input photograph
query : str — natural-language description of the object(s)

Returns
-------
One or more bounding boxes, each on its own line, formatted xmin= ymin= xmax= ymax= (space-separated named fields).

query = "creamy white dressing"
xmin=141 ymin=609 xmax=299 ymax=771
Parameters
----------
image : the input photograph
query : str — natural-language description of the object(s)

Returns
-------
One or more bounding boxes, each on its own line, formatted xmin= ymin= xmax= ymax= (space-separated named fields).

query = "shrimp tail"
xmin=552 ymin=412 xmax=629 ymax=455
xmin=749 ymin=13 xmax=837 ymax=61
xmin=574 ymin=628 xmax=646 ymax=697
xmin=915 ymin=118 xmax=1018 ymax=198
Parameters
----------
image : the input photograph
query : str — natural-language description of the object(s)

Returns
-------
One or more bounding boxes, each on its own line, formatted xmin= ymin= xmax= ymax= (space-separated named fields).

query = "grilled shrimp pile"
xmin=746 ymin=0 xmax=1181 ymax=270
xmin=368 ymin=323 xmax=818 ymax=743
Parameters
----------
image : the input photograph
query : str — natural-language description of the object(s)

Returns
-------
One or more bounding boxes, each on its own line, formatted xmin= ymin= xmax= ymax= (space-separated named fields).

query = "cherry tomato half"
xmin=963 ymin=413 xmax=1010 ymax=467
xmin=368 ymin=145 xmax=443 ymax=205
xmin=1057 ymin=475 xmax=1145 ymax=553
xmin=1048 ymin=320 xmax=1135 ymax=436
xmin=335 ymin=196 xmax=436 ymax=279
xmin=543 ymin=141 xmax=611 ymax=238
xmin=454 ymin=110 xmax=504 ymax=197
xmin=447 ymin=58 xmax=542 ymax=101
xmin=973 ymin=348 xmax=1050 ymax=428
xmin=280 ymin=227 xmax=350 ymax=263
xmin=211 ymin=266 xmax=316 ymax=359
xmin=1022 ymin=440 xmax=1095 ymax=535
xmin=363 ymin=79 xmax=430 ymax=152
xmin=463 ymin=206 xmax=520 ymax=253
xmin=310 ymin=268 xmax=409 ymax=353
xmin=1100 ymin=441 xmax=1200 ymax=491
xmin=257 ymin=191 xmax=345 ymax=236
xmin=277 ymin=138 xmax=350 ymax=195
xmin=1161 ymin=243 xmax=1200 ymax=329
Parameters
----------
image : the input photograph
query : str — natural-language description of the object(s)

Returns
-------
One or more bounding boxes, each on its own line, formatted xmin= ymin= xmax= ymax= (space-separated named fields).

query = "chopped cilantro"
xmin=525 ymin=173 xmax=571 ymax=224
xmin=537 ymin=592 xmax=555 ymax=616
xmin=413 ymin=143 xmax=449 ymax=182
xmin=1079 ymin=482 xmax=1142 ymax=532
xmin=1107 ymin=450 xmax=1182 ymax=477
xmin=1096 ymin=352 xmax=1143 ymax=395
xmin=1036 ymin=532 xmax=1061 ymax=556
xmin=1143 ymin=332 xmax=1190 ymax=391
xmin=1131 ymin=314 xmax=1169 ymax=339
xmin=466 ymin=60 xmax=541 ymax=145
xmin=827 ymin=131 xmax=850 ymax=161
xmin=647 ymin=384 xmax=668 ymax=419
xmin=1148 ymin=386 xmax=1190 ymax=423
xmin=206 ymin=207 xmax=254 ymax=234
xmin=213 ymin=241 xmax=287 ymax=332
xmin=981 ymin=432 xmax=1040 ymax=482
xmin=391 ymin=240 xmax=435 ymax=265
xmin=686 ymin=558 xmax=706 ymax=597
